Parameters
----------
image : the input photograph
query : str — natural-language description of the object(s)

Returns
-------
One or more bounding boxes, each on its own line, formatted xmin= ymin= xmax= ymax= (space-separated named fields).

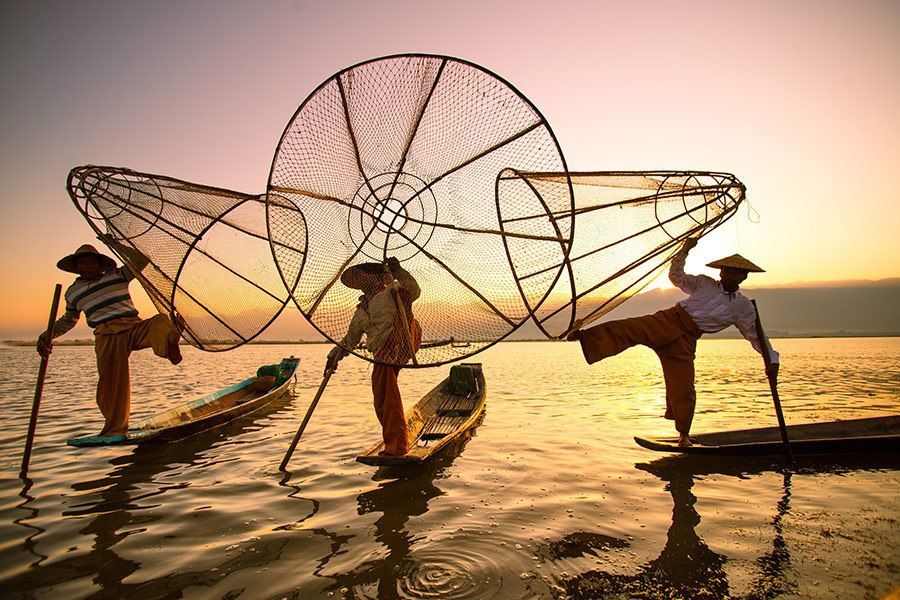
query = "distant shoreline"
xmin=3 ymin=332 xmax=899 ymax=348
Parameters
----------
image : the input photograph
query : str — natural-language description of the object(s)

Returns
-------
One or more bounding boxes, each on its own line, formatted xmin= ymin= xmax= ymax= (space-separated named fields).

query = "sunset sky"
xmin=1 ymin=0 xmax=898 ymax=339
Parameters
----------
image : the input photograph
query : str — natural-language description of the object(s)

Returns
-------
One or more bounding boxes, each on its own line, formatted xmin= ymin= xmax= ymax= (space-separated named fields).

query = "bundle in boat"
xmin=496 ymin=170 xmax=745 ymax=337
xmin=266 ymin=54 xmax=572 ymax=367
xmin=67 ymin=166 xmax=307 ymax=351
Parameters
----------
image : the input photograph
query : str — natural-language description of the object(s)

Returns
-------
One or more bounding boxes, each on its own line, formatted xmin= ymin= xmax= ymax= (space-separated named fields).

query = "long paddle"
xmin=752 ymin=299 xmax=793 ymax=464
xmin=279 ymin=365 xmax=335 ymax=471
xmin=21 ymin=284 xmax=63 ymax=477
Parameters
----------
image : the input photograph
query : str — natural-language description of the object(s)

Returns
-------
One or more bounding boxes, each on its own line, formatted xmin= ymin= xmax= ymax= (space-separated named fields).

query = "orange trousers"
xmin=93 ymin=315 xmax=177 ymax=436
xmin=371 ymin=364 xmax=409 ymax=455
xmin=578 ymin=305 xmax=702 ymax=435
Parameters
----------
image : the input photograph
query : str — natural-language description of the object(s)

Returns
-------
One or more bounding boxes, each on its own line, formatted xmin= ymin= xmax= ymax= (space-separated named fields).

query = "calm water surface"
xmin=0 ymin=338 xmax=898 ymax=599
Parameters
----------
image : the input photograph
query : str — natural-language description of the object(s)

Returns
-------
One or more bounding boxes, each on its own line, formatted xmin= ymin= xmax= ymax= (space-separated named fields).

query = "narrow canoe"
xmin=356 ymin=363 xmax=486 ymax=466
xmin=67 ymin=357 xmax=300 ymax=447
xmin=634 ymin=415 xmax=900 ymax=456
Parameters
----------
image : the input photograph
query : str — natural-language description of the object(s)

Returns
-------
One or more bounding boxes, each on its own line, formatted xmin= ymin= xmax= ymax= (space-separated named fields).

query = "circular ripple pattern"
xmin=267 ymin=53 xmax=571 ymax=367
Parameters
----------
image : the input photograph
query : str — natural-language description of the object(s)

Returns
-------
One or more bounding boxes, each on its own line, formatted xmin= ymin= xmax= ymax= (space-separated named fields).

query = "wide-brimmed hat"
xmin=340 ymin=262 xmax=388 ymax=289
xmin=706 ymin=254 xmax=764 ymax=273
xmin=57 ymin=244 xmax=117 ymax=274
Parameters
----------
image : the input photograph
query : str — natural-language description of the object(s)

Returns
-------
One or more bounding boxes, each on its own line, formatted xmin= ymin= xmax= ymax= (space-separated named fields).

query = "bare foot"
xmin=677 ymin=434 xmax=693 ymax=447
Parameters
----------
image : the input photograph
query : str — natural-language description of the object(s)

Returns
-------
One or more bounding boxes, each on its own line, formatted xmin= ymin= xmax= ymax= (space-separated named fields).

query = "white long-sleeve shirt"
xmin=331 ymin=265 xmax=420 ymax=359
xmin=669 ymin=249 xmax=779 ymax=363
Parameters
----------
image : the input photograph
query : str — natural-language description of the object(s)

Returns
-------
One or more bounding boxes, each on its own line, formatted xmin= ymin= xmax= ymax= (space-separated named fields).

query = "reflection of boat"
xmin=356 ymin=363 xmax=486 ymax=466
xmin=635 ymin=415 xmax=900 ymax=456
xmin=68 ymin=357 xmax=300 ymax=447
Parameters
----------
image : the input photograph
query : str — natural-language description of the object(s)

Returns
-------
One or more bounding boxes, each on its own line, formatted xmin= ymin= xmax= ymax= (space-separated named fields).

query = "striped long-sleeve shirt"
xmin=63 ymin=266 xmax=140 ymax=328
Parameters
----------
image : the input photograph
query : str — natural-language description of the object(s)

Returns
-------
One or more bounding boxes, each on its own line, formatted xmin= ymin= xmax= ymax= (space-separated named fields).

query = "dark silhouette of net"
xmin=497 ymin=171 xmax=744 ymax=338
xmin=67 ymin=166 xmax=306 ymax=351
xmin=267 ymin=54 xmax=570 ymax=367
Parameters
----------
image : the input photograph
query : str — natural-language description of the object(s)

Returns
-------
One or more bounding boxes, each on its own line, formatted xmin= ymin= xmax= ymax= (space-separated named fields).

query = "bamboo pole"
xmin=20 ymin=284 xmax=63 ymax=477
xmin=279 ymin=366 xmax=334 ymax=471
xmin=752 ymin=299 xmax=793 ymax=464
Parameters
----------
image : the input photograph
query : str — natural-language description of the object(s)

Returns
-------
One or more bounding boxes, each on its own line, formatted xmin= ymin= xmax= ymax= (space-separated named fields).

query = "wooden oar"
xmin=20 ymin=284 xmax=63 ymax=477
xmin=279 ymin=365 xmax=335 ymax=471
xmin=752 ymin=299 xmax=793 ymax=464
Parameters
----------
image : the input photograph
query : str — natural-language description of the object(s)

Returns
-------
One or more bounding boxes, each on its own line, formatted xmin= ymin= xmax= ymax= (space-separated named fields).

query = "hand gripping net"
xmin=497 ymin=171 xmax=744 ymax=338
xmin=267 ymin=54 xmax=571 ymax=367
xmin=67 ymin=166 xmax=307 ymax=351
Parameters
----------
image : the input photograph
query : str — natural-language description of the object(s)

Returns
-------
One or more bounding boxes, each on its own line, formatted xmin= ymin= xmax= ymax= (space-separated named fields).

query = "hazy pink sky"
xmin=1 ymin=0 xmax=898 ymax=338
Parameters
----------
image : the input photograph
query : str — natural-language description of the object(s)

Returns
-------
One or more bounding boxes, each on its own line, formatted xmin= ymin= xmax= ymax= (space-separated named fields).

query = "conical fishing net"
xmin=267 ymin=54 xmax=571 ymax=367
xmin=64 ymin=53 xmax=746 ymax=368
xmin=67 ymin=166 xmax=306 ymax=351
xmin=497 ymin=171 xmax=744 ymax=337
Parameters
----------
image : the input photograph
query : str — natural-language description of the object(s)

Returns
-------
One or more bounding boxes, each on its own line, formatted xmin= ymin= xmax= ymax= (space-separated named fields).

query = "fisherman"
xmin=566 ymin=238 xmax=779 ymax=446
xmin=36 ymin=238 xmax=184 ymax=440
xmin=326 ymin=257 xmax=422 ymax=456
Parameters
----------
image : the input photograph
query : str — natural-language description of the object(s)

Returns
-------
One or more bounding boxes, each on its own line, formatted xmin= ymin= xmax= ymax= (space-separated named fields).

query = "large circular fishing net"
xmin=497 ymin=170 xmax=745 ymax=338
xmin=67 ymin=166 xmax=306 ymax=351
xmin=65 ymin=53 xmax=746 ymax=368
xmin=267 ymin=54 xmax=570 ymax=367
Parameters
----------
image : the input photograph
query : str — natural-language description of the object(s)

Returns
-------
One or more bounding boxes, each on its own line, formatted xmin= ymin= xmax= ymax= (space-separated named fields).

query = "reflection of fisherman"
xmin=567 ymin=238 xmax=779 ymax=446
xmin=36 ymin=238 xmax=184 ymax=439
xmin=326 ymin=257 xmax=422 ymax=456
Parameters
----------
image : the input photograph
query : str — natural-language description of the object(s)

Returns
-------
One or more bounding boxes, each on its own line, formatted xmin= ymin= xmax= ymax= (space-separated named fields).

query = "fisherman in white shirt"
xmin=567 ymin=238 xmax=779 ymax=446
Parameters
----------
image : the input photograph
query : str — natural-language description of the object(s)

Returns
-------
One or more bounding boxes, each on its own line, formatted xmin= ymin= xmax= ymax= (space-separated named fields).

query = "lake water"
xmin=1 ymin=338 xmax=898 ymax=599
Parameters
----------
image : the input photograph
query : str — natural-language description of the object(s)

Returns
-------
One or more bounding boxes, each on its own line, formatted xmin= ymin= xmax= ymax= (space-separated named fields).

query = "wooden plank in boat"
xmin=356 ymin=363 xmax=486 ymax=466
xmin=635 ymin=415 xmax=900 ymax=456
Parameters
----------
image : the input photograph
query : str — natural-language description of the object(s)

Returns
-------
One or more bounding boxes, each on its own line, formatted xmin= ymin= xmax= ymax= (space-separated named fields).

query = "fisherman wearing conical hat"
xmin=567 ymin=238 xmax=779 ymax=447
xmin=36 ymin=237 xmax=184 ymax=440
xmin=326 ymin=257 xmax=422 ymax=456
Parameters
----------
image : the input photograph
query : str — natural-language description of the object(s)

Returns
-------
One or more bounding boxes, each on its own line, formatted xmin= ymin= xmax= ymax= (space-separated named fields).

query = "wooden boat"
xmin=356 ymin=363 xmax=486 ymax=466
xmin=68 ymin=357 xmax=300 ymax=447
xmin=634 ymin=415 xmax=900 ymax=457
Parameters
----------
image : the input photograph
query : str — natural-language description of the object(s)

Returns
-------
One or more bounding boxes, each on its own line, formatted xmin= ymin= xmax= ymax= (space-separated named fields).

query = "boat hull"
xmin=635 ymin=415 xmax=900 ymax=456
xmin=68 ymin=357 xmax=299 ymax=447
xmin=356 ymin=363 xmax=486 ymax=466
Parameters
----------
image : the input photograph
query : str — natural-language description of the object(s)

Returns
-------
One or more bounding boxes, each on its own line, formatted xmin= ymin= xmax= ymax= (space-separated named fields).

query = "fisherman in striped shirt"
xmin=37 ymin=238 xmax=184 ymax=439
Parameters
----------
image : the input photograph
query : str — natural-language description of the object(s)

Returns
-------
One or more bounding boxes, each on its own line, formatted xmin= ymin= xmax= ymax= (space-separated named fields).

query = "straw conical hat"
xmin=706 ymin=254 xmax=764 ymax=273
xmin=340 ymin=262 xmax=387 ymax=289
xmin=57 ymin=244 xmax=117 ymax=274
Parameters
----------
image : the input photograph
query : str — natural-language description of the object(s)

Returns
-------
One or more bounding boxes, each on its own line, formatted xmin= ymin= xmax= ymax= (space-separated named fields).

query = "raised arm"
xmin=387 ymin=257 xmax=420 ymax=301
xmin=668 ymin=238 xmax=702 ymax=294
xmin=100 ymin=235 xmax=149 ymax=280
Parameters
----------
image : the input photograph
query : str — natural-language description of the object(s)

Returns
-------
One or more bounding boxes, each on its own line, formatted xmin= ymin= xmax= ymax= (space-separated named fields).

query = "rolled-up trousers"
xmin=577 ymin=304 xmax=703 ymax=435
xmin=93 ymin=315 xmax=177 ymax=436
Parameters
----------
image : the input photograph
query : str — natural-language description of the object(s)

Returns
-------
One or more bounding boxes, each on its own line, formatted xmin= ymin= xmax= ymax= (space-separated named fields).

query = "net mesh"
xmin=64 ymin=54 xmax=747 ymax=367
xmin=267 ymin=54 xmax=570 ymax=367
xmin=497 ymin=171 xmax=745 ymax=337
xmin=67 ymin=166 xmax=305 ymax=351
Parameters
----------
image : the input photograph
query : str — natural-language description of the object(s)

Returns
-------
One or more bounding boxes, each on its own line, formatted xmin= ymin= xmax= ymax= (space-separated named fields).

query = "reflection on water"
xmin=565 ymin=454 xmax=900 ymax=599
xmin=0 ymin=339 xmax=898 ymax=598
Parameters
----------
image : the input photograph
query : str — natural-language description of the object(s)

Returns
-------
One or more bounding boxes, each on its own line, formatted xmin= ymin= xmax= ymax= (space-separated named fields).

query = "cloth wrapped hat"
xmin=57 ymin=244 xmax=117 ymax=274
xmin=340 ymin=262 xmax=388 ymax=289
xmin=706 ymin=254 xmax=764 ymax=273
